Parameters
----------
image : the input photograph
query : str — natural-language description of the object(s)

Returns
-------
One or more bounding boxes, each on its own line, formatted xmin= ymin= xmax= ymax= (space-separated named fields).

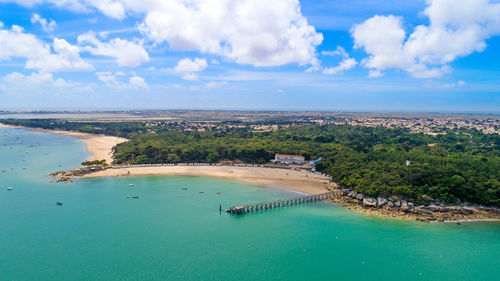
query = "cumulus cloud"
xmin=138 ymin=0 xmax=322 ymax=67
xmin=173 ymin=58 xmax=207 ymax=81
xmin=129 ymin=75 xmax=148 ymax=89
xmin=78 ymin=32 xmax=149 ymax=67
xmin=4 ymin=0 xmax=323 ymax=68
xmin=0 ymin=24 xmax=92 ymax=72
xmin=321 ymin=46 xmax=357 ymax=75
xmin=174 ymin=58 xmax=207 ymax=72
xmin=0 ymin=0 xmax=89 ymax=12
xmin=31 ymin=13 xmax=57 ymax=32
xmin=0 ymin=71 xmax=89 ymax=96
xmin=352 ymin=0 xmax=500 ymax=78
xmin=96 ymin=71 xmax=148 ymax=89
xmin=85 ymin=0 xmax=125 ymax=19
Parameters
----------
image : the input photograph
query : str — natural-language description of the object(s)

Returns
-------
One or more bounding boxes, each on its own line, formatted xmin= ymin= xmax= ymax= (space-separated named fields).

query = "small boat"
xmin=132 ymin=196 xmax=140 ymax=199
xmin=182 ymin=187 xmax=188 ymax=190
xmin=7 ymin=187 xmax=12 ymax=190
xmin=216 ymin=192 xmax=221 ymax=194
xmin=199 ymin=191 xmax=204 ymax=194
xmin=129 ymin=184 xmax=135 ymax=186
xmin=56 ymin=202 xmax=63 ymax=205
xmin=126 ymin=195 xmax=131 ymax=198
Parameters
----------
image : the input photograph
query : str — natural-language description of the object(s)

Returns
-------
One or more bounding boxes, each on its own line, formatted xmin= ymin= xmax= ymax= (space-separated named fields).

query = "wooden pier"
xmin=225 ymin=192 xmax=333 ymax=215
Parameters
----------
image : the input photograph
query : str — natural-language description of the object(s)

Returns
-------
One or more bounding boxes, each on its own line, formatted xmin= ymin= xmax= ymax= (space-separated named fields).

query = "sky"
xmin=0 ymin=0 xmax=499 ymax=113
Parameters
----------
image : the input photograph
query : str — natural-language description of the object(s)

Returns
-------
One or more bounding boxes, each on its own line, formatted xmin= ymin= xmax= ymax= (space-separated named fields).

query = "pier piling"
xmin=225 ymin=192 xmax=332 ymax=215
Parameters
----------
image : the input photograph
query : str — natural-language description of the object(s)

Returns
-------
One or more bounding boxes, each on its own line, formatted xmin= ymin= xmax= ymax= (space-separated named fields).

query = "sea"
xmin=1 ymin=126 xmax=499 ymax=281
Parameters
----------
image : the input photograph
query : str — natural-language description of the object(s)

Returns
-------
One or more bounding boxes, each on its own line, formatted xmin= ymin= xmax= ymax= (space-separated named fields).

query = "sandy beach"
xmin=0 ymin=123 xmax=333 ymax=194
xmin=84 ymin=166 xmax=335 ymax=195
xmin=0 ymin=123 xmax=127 ymax=163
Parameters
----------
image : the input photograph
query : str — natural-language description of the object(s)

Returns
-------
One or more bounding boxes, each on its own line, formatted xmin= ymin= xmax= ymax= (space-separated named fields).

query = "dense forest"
xmin=2 ymin=119 xmax=499 ymax=206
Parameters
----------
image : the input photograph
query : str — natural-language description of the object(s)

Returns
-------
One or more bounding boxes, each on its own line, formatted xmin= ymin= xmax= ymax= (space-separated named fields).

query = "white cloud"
xmin=368 ymin=70 xmax=383 ymax=78
xmin=205 ymin=81 xmax=227 ymax=88
xmin=85 ymin=0 xmax=125 ymax=20
xmin=134 ymin=0 xmax=323 ymax=67
xmin=78 ymin=32 xmax=149 ymax=67
xmin=0 ymin=71 xmax=89 ymax=96
xmin=425 ymin=80 xmax=467 ymax=89
xmin=3 ymin=71 xmax=72 ymax=87
xmin=172 ymin=58 xmax=207 ymax=81
xmin=321 ymin=46 xmax=357 ymax=75
xmin=0 ymin=25 xmax=92 ymax=72
xmin=352 ymin=0 xmax=500 ymax=78
xmin=174 ymin=58 xmax=207 ymax=73
xmin=322 ymin=47 xmax=349 ymax=58
xmin=96 ymin=71 xmax=148 ymax=89
xmin=181 ymin=73 xmax=199 ymax=81
xmin=0 ymin=0 xmax=89 ymax=13
xmin=4 ymin=0 xmax=323 ymax=68
xmin=31 ymin=13 xmax=57 ymax=32
xmin=322 ymin=58 xmax=357 ymax=75
xmin=129 ymin=75 xmax=148 ymax=89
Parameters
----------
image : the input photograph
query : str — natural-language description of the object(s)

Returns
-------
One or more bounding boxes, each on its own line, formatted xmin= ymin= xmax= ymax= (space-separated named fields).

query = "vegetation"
xmin=0 ymin=119 xmax=145 ymax=138
xmin=81 ymin=160 xmax=108 ymax=166
xmin=2 ymin=118 xmax=499 ymax=206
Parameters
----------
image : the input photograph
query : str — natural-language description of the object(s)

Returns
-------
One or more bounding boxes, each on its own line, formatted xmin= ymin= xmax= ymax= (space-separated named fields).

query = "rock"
xmin=394 ymin=200 xmax=401 ymax=207
xmin=377 ymin=197 xmax=388 ymax=207
xmin=387 ymin=200 xmax=394 ymax=208
xmin=356 ymin=193 xmax=365 ymax=200
xmin=422 ymin=194 xmax=434 ymax=202
xmin=363 ymin=197 xmax=377 ymax=207
xmin=400 ymin=200 xmax=409 ymax=211
xmin=415 ymin=207 xmax=434 ymax=216
xmin=460 ymin=207 xmax=474 ymax=215
xmin=428 ymin=205 xmax=443 ymax=212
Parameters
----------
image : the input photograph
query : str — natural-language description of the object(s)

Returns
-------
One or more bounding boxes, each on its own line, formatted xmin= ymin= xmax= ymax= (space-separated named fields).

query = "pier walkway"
xmin=226 ymin=192 xmax=333 ymax=215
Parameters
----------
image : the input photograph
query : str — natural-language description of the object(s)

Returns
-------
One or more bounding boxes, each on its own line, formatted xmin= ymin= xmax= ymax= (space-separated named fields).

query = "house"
xmin=273 ymin=154 xmax=305 ymax=164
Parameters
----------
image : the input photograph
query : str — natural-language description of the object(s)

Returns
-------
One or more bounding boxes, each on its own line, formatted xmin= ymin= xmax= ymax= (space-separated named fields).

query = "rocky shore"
xmin=329 ymin=188 xmax=500 ymax=222
xmin=50 ymin=166 xmax=109 ymax=182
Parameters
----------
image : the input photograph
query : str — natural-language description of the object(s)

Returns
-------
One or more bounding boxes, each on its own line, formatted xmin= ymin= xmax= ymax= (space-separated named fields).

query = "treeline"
xmin=2 ymin=118 xmax=499 ymax=206
xmin=0 ymin=119 xmax=144 ymax=138
xmin=110 ymin=124 xmax=500 ymax=206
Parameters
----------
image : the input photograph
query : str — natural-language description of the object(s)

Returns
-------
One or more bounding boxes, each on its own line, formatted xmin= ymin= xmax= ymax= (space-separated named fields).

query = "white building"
xmin=274 ymin=154 xmax=305 ymax=164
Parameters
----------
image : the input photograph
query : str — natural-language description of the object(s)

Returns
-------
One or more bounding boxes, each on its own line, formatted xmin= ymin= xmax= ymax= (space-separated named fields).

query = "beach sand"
xmin=84 ymin=166 xmax=335 ymax=195
xmin=0 ymin=122 xmax=333 ymax=194
xmin=0 ymin=123 xmax=127 ymax=163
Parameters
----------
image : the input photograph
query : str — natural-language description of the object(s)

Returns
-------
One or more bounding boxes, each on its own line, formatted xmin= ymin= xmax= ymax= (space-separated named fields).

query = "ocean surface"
xmin=1 ymin=127 xmax=499 ymax=281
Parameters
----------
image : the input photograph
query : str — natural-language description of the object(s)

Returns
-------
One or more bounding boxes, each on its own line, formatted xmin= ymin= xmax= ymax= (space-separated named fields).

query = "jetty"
xmin=226 ymin=192 xmax=333 ymax=215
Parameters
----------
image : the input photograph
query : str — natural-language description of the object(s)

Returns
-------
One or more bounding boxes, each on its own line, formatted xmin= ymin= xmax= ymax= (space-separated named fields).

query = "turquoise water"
xmin=1 ymin=127 xmax=499 ymax=281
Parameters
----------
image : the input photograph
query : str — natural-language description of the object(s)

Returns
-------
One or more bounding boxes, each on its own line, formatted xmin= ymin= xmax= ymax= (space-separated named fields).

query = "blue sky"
xmin=0 ymin=0 xmax=499 ymax=113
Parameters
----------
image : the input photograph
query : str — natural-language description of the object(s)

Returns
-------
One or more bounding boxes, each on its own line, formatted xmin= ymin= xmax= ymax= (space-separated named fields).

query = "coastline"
xmin=2 ymin=123 xmax=498 ymax=223
xmin=0 ymin=123 xmax=127 ymax=163
xmin=82 ymin=166 xmax=336 ymax=195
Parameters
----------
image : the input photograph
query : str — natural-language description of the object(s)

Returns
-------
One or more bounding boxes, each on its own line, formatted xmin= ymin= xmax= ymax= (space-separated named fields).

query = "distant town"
xmin=1 ymin=110 xmax=498 ymax=135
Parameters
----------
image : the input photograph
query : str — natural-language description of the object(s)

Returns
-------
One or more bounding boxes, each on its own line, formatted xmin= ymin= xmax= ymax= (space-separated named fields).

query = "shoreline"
xmin=0 ymin=123 xmax=127 ymax=164
xmin=2 ymin=123 xmax=498 ymax=223
xmin=82 ymin=166 xmax=336 ymax=195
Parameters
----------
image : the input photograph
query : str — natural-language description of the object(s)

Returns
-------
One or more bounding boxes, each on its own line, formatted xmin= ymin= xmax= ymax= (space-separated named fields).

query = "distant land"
xmin=1 ymin=110 xmax=499 ymax=222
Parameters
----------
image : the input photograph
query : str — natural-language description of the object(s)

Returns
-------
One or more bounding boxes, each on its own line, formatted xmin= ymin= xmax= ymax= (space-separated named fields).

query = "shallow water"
xmin=1 ymin=127 xmax=499 ymax=281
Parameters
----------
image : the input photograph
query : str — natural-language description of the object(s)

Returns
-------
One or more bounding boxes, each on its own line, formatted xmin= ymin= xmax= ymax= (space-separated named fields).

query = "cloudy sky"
xmin=0 ymin=0 xmax=499 ymax=112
